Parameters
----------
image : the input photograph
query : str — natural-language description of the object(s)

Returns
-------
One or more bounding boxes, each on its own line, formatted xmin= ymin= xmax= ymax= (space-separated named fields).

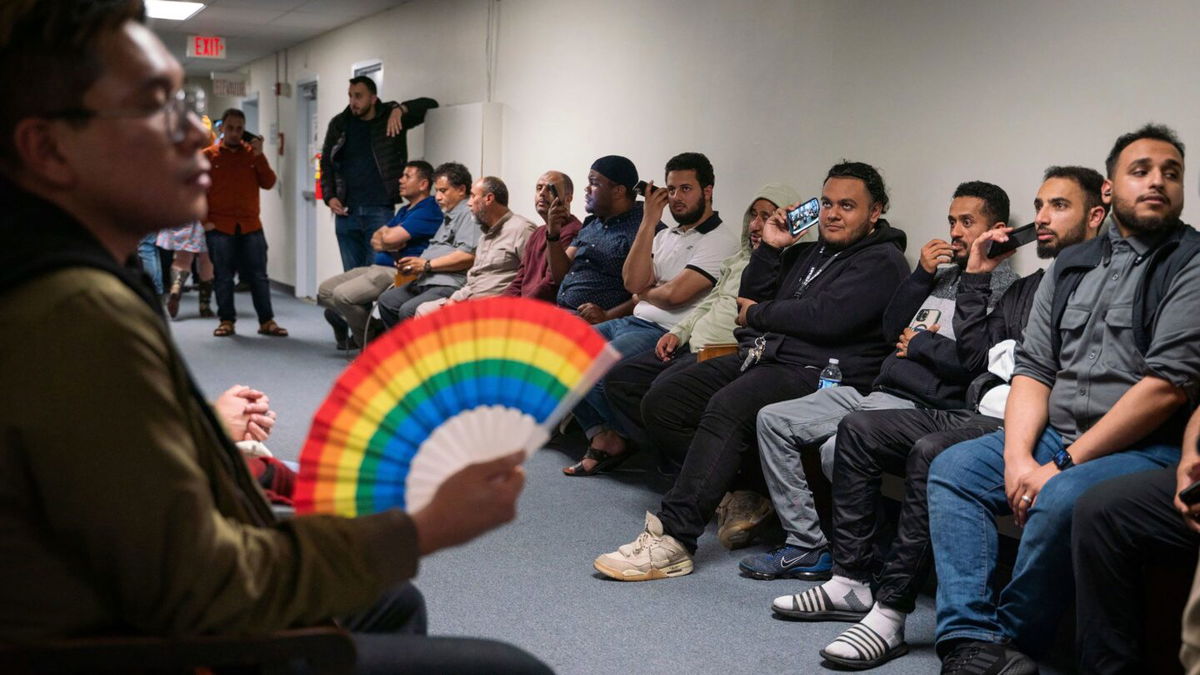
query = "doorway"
xmin=294 ymin=79 xmax=318 ymax=299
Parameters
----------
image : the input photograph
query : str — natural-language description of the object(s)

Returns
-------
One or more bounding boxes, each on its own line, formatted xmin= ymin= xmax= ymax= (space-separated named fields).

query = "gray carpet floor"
xmin=170 ymin=288 xmax=1072 ymax=674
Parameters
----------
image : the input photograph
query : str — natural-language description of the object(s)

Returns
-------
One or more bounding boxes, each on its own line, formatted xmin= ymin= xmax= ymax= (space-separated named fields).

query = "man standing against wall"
xmin=320 ymin=76 xmax=437 ymax=271
xmin=204 ymin=108 xmax=286 ymax=338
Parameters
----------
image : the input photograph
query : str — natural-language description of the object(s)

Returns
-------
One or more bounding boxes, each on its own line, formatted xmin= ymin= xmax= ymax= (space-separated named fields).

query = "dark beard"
xmin=1036 ymin=219 xmax=1088 ymax=258
xmin=1113 ymin=195 xmax=1182 ymax=236
xmin=673 ymin=201 xmax=706 ymax=227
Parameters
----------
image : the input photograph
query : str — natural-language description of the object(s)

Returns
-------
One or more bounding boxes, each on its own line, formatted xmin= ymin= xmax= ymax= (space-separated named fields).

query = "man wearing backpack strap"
xmin=928 ymin=124 xmax=1200 ymax=675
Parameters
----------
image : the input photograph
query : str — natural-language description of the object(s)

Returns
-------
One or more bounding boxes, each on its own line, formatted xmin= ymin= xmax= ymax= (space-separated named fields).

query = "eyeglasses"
xmin=42 ymin=86 xmax=207 ymax=145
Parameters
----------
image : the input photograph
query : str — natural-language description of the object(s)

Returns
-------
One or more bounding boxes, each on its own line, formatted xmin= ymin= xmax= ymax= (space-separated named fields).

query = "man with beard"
xmin=590 ymin=162 xmax=909 ymax=579
xmin=563 ymin=152 xmax=738 ymax=475
xmin=739 ymin=181 xmax=1015 ymax=578
xmin=552 ymin=155 xmax=643 ymax=322
xmin=502 ymin=170 xmax=582 ymax=301
xmin=768 ymin=167 xmax=1106 ymax=671
xmin=320 ymin=76 xmax=437 ymax=271
xmin=929 ymin=124 xmax=1200 ymax=675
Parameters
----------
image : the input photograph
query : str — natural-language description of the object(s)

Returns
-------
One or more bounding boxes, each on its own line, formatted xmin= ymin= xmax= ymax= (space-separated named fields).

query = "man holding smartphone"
xmin=204 ymin=108 xmax=285 ymax=338
xmin=744 ymin=181 xmax=1015 ymax=583
xmin=502 ymin=170 xmax=582 ymax=301
xmin=928 ymin=124 xmax=1200 ymax=674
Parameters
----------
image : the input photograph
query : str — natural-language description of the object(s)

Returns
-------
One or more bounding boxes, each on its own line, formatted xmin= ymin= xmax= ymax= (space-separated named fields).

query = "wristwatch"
xmin=1052 ymin=448 xmax=1075 ymax=471
xmin=545 ymin=232 xmax=561 ymax=242
xmin=424 ymin=260 xmax=433 ymax=275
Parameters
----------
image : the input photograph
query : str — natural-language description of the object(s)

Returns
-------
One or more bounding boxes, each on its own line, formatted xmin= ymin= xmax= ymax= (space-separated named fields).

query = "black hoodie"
xmin=736 ymin=219 xmax=909 ymax=393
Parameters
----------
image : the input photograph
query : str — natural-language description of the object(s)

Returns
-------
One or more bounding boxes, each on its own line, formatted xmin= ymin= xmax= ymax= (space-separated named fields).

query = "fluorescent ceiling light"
xmin=145 ymin=1 xmax=206 ymax=21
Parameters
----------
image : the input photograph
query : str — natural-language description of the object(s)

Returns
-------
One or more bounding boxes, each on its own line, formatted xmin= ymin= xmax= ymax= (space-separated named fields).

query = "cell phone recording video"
xmin=546 ymin=182 xmax=558 ymax=199
xmin=786 ymin=197 xmax=821 ymax=237
xmin=986 ymin=222 xmax=1037 ymax=258
xmin=634 ymin=180 xmax=661 ymax=197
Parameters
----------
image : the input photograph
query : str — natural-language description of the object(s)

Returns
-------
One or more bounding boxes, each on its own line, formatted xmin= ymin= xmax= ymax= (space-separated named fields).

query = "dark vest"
xmin=1048 ymin=223 xmax=1200 ymax=443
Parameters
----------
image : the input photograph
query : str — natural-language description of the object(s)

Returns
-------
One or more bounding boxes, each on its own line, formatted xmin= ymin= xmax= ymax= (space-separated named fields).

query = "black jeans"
xmin=206 ymin=228 xmax=274 ymax=324
xmin=832 ymin=408 xmax=1001 ymax=613
xmin=604 ymin=346 xmax=698 ymax=468
xmin=324 ymin=583 xmax=552 ymax=674
xmin=648 ymin=354 xmax=818 ymax=553
xmin=1072 ymin=468 xmax=1199 ymax=675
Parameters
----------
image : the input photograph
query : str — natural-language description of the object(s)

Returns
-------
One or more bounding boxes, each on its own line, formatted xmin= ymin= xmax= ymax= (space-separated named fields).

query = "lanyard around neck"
xmin=794 ymin=245 xmax=839 ymax=298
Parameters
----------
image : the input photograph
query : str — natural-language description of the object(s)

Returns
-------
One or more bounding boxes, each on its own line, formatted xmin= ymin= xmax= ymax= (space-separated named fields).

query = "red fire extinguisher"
xmin=313 ymin=152 xmax=323 ymax=201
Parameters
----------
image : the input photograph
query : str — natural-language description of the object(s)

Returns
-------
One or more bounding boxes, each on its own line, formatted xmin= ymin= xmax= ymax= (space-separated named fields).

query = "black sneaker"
xmin=940 ymin=641 xmax=1037 ymax=675
xmin=324 ymin=309 xmax=350 ymax=349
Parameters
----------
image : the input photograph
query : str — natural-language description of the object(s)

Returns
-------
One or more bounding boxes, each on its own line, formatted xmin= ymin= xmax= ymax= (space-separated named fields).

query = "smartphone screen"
xmin=786 ymin=197 xmax=820 ymax=237
xmin=986 ymin=222 xmax=1037 ymax=258
xmin=909 ymin=308 xmax=941 ymax=332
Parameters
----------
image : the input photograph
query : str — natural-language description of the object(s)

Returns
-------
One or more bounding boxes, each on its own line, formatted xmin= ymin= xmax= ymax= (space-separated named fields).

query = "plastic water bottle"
xmin=818 ymin=358 xmax=842 ymax=389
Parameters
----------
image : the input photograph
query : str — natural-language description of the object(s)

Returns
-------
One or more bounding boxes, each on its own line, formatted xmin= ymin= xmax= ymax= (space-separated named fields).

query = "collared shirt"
xmin=449 ymin=210 xmax=538 ymax=302
xmin=502 ymin=216 xmax=583 ymax=302
xmin=373 ymin=195 xmax=443 ymax=266
xmin=420 ymin=200 xmax=479 ymax=290
xmin=1015 ymin=218 xmax=1200 ymax=442
xmin=203 ymin=142 xmax=276 ymax=235
xmin=634 ymin=212 xmax=738 ymax=330
xmin=556 ymin=202 xmax=644 ymax=311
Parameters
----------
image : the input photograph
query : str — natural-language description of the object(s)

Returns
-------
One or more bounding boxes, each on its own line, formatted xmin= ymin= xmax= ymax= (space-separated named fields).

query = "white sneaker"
xmin=594 ymin=512 xmax=694 ymax=581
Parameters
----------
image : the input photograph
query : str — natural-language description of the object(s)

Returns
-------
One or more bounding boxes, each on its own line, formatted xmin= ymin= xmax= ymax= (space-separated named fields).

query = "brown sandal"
xmin=213 ymin=320 xmax=235 ymax=337
xmin=258 ymin=320 xmax=289 ymax=337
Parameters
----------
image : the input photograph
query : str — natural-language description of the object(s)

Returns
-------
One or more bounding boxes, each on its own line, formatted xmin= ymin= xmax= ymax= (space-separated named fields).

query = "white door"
xmin=294 ymin=81 xmax=319 ymax=299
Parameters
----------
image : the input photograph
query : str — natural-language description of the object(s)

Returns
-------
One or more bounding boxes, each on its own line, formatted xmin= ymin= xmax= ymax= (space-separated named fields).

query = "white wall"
xmin=234 ymin=0 xmax=1200 ymax=288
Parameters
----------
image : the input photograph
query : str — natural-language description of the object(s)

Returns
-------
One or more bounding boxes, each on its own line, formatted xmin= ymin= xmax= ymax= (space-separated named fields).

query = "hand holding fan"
xmin=294 ymin=297 xmax=620 ymax=516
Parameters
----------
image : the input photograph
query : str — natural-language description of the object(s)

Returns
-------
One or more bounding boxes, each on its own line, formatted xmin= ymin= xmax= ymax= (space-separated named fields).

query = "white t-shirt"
xmin=634 ymin=214 xmax=739 ymax=330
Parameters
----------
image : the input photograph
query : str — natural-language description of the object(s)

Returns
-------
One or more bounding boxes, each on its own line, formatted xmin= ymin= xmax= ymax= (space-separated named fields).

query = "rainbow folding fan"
xmin=295 ymin=297 xmax=620 ymax=516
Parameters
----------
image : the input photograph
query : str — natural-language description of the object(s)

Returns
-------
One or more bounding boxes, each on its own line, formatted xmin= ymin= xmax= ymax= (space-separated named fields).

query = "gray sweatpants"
xmin=756 ymin=387 xmax=915 ymax=550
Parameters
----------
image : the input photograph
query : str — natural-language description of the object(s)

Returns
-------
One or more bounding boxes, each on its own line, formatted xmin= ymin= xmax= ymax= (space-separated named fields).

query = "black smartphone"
xmin=986 ymin=222 xmax=1037 ymax=258
xmin=1181 ymin=478 xmax=1200 ymax=506
xmin=634 ymin=180 xmax=660 ymax=197
xmin=546 ymin=182 xmax=558 ymax=199
xmin=786 ymin=197 xmax=821 ymax=237
xmin=242 ymin=130 xmax=261 ymax=144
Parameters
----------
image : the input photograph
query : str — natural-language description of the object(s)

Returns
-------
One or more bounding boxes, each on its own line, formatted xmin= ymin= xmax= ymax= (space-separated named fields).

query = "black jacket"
xmin=955 ymin=269 xmax=1044 ymax=410
xmin=737 ymin=220 xmax=909 ymax=393
xmin=872 ymin=266 xmax=976 ymax=409
xmin=955 ymin=269 xmax=1043 ymax=374
xmin=319 ymin=97 xmax=439 ymax=205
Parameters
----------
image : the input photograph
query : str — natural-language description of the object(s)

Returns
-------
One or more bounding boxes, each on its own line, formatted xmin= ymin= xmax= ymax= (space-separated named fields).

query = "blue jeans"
xmin=137 ymin=233 xmax=163 ymax=295
xmin=335 ymin=205 xmax=394 ymax=271
xmin=927 ymin=427 xmax=1179 ymax=656
xmin=206 ymin=229 xmax=274 ymax=324
xmin=572 ymin=316 xmax=666 ymax=439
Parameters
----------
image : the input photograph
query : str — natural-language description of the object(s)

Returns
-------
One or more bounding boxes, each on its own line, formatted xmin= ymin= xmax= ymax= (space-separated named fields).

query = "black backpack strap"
xmin=1134 ymin=226 xmax=1200 ymax=354
xmin=1049 ymin=236 xmax=1108 ymax=355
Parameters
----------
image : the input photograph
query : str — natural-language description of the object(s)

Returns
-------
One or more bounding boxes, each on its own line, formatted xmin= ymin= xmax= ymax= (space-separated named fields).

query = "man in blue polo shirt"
xmin=549 ymin=155 xmax=644 ymax=322
xmin=318 ymin=160 xmax=442 ymax=349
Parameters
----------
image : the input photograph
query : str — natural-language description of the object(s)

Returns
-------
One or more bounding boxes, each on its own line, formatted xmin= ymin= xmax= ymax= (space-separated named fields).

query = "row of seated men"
xmin=320 ymin=124 xmax=1200 ymax=673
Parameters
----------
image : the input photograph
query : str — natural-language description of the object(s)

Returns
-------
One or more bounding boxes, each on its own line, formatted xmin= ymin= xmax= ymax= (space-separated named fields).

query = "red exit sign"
xmin=186 ymin=35 xmax=226 ymax=59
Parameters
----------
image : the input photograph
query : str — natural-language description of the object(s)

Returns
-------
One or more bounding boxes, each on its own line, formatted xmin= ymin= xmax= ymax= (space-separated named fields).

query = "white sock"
xmin=820 ymin=574 xmax=873 ymax=610
xmin=823 ymin=603 xmax=906 ymax=661
xmin=773 ymin=574 xmax=872 ymax=614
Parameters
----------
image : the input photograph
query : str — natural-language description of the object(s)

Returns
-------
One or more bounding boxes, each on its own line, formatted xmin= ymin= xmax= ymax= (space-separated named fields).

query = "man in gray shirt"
xmin=378 ymin=162 xmax=479 ymax=328
xmin=927 ymin=124 xmax=1200 ymax=675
